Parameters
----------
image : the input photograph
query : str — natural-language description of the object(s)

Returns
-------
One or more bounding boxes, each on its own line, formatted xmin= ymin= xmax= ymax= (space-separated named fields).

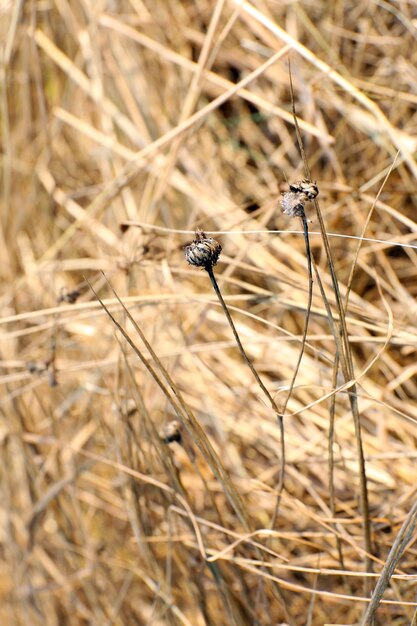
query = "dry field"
xmin=1 ymin=1 xmax=417 ymax=625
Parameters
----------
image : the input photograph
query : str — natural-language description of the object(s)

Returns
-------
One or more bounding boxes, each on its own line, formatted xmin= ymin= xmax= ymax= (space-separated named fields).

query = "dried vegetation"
xmin=1 ymin=1 xmax=417 ymax=625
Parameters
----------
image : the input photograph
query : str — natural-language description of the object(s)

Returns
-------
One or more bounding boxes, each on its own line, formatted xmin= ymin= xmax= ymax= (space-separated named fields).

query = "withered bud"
xmin=281 ymin=180 xmax=319 ymax=218
xmin=26 ymin=360 xmax=50 ymax=374
xmin=184 ymin=230 xmax=222 ymax=268
xmin=289 ymin=180 xmax=319 ymax=200
xmin=160 ymin=420 xmax=182 ymax=444
xmin=58 ymin=287 xmax=81 ymax=304
xmin=112 ymin=399 xmax=137 ymax=419
xmin=26 ymin=361 xmax=44 ymax=374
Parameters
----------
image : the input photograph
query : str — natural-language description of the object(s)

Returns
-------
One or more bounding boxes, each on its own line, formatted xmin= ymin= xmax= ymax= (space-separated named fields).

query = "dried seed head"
xmin=112 ymin=398 xmax=137 ymax=419
xmin=289 ymin=179 xmax=319 ymax=200
xmin=26 ymin=360 xmax=48 ymax=374
xmin=160 ymin=420 xmax=182 ymax=444
xmin=281 ymin=180 xmax=319 ymax=218
xmin=281 ymin=192 xmax=307 ymax=218
xmin=184 ymin=230 xmax=222 ymax=268
xmin=58 ymin=287 xmax=81 ymax=304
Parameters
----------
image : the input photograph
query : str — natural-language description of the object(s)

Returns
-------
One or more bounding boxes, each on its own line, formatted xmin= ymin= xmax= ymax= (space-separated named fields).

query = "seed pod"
xmin=289 ymin=179 xmax=319 ymax=200
xmin=58 ymin=287 xmax=81 ymax=304
xmin=26 ymin=360 xmax=49 ymax=374
xmin=160 ymin=420 xmax=182 ymax=444
xmin=184 ymin=230 xmax=222 ymax=268
xmin=281 ymin=179 xmax=319 ymax=218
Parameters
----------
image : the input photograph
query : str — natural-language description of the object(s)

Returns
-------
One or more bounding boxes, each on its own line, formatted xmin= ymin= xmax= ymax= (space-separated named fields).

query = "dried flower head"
xmin=58 ymin=287 xmax=81 ymax=304
xmin=289 ymin=180 xmax=318 ymax=200
xmin=26 ymin=360 xmax=49 ymax=375
xmin=281 ymin=179 xmax=318 ymax=218
xmin=160 ymin=420 xmax=182 ymax=444
xmin=184 ymin=230 xmax=222 ymax=268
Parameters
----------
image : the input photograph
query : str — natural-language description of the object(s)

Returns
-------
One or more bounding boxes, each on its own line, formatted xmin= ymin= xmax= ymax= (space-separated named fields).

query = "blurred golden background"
xmin=1 ymin=1 xmax=417 ymax=624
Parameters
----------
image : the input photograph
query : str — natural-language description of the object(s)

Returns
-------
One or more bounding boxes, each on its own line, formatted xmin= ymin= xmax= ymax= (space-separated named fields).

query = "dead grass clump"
xmin=1 ymin=1 xmax=417 ymax=625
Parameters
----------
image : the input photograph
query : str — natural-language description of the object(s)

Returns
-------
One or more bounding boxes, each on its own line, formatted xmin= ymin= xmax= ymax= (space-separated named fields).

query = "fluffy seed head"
xmin=281 ymin=179 xmax=319 ymax=218
xmin=281 ymin=192 xmax=307 ymax=217
xmin=184 ymin=230 xmax=222 ymax=268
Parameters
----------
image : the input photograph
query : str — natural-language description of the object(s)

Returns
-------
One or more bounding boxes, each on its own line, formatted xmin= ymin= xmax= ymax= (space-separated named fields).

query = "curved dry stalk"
xmin=206 ymin=264 xmax=285 ymax=471
xmin=288 ymin=63 xmax=372 ymax=575
xmin=360 ymin=499 xmax=417 ymax=626
xmin=281 ymin=216 xmax=314 ymax=410
xmin=270 ymin=207 xmax=314 ymax=528
xmin=185 ymin=234 xmax=293 ymax=624
xmin=184 ymin=231 xmax=286 ymax=486
xmin=88 ymin=274 xmax=251 ymax=533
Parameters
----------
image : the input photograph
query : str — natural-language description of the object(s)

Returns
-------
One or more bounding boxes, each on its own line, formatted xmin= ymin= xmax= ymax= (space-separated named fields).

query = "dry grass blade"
xmin=232 ymin=0 xmax=417 ymax=177
xmin=88 ymin=274 xmax=251 ymax=531
xmin=2 ymin=2 xmax=417 ymax=624
xmin=287 ymin=61 xmax=373 ymax=578
xmin=361 ymin=500 xmax=417 ymax=626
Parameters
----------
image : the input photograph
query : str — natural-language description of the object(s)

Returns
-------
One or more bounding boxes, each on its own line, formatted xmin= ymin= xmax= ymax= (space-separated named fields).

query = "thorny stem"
xmin=205 ymin=263 xmax=286 ymax=491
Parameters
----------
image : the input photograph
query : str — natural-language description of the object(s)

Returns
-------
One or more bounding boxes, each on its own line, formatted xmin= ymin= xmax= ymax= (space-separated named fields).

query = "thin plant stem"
xmin=205 ymin=264 xmax=286 ymax=489
xmin=88 ymin=275 xmax=252 ymax=532
xmin=328 ymin=371 xmax=346 ymax=568
xmin=185 ymin=244 xmax=293 ymax=624
xmin=278 ymin=215 xmax=313 ymax=420
xmin=288 ymin=62 xmax=372 ymax=575
xmin=328 ymin=158 xmax=397 ymax=584
xmin=360 ymin=499 xmax=417 ymax=626
xmin=270 ymin=215 xmax=312 ymax=528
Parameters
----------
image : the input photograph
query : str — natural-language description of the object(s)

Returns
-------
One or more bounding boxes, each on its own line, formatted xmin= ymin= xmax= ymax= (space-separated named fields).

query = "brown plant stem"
xmin=280 ymin=215 xmax=313 ymax=418
xmin=270 ymin=214 xmax=313 ymax=528
xmin=288 ymin=64 xmax=372 ymax=575
xmin=205 ymin=263 xmax=286 ymax=489
xmin=204 ymin=262 xmax=293 ymax=625
xmin=360 ymin=499 xmax=417 ymax=626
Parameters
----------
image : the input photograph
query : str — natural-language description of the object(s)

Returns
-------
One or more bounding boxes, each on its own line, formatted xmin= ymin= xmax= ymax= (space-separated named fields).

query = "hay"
xmin=1 ymin=1 xmax=417 ymax=624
